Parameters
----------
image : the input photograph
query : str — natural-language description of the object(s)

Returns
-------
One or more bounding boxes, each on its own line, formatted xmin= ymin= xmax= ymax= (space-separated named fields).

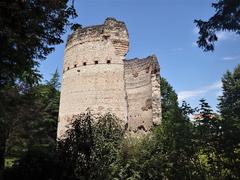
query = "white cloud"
xmin=176 ymin=47 xmax=183 ymax=51
xmin=178 ymin=81 xmax=222 ymax=101
xmin=192 ymin=42 xmax=198 ymax=47
xmin=178 ymin=90 xmax=205 ymax=101
xmin=216 ymin=31 xmax=238 ymax=41
xmin=206 ymin=81 xmax=222 ymax=90
xmin=216 ymin=90 xmax=222 ymax=97
xmin=193 ymin=27 xmax=199 ymax=35
xmin=193 ymin=26 xmax=237 ymax=41
xmin=192 ymin=27 xmax=238 ymax=47
xmin=173 ymin=47 xmax=184 ymax=51
xmin=222 ymin=55 xmax=240 ymax=61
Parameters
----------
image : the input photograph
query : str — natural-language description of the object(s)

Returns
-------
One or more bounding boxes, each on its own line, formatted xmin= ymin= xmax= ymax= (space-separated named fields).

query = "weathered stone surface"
xmin=124 ymin=55 xmax=161 ymax=132
xmin=57 ymin=18 xmax=161 ymax=138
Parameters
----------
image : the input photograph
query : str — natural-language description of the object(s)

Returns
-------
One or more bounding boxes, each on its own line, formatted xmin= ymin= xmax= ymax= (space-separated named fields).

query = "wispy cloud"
xmin=192 ymin=42 xmax=198 ymax=47
xmin=192 ymin=27 xmax=238 ymax=47
xmin=193 ymin=27 xmax=237 ymax=41
xmin=206 ymin=81 xmax=222 ymax=89
xmin=193 ymin=27 xmax=199 ymax=35
xmin=216 ymin=90 xmax=222 ymax=97
xmin=178 ymin=81 xmax=222 ymax=101
xmin=216 ymin=31 xmax=238 ymax=41
xmin=176 ymin=47 xmax=183 ymax=51
xmin=178 ymin=90 xmax=206 ymax=101
xmin=222 ymin=55 xmax=240 ymax=61
xmin=173 ymin=47 xmax=184 ymax=51
xmin=192 ymin=27 xmax=200 ymax=47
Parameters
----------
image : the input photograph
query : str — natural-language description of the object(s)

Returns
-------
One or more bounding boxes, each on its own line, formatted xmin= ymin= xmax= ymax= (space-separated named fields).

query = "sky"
xmin=40 ymin=0 xmax=240 ymax=112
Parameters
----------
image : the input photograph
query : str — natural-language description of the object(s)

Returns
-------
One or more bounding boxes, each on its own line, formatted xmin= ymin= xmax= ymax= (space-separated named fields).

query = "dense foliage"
xmin=0 ymin=0 xmax=77 ymax=87
xmin=3 ymin=67 xmax=240 ymax=179
xmin=57 ymin=113 xmax=124 ymax=180
xmin=0 ymin=1 xmax=77 ymax=177
xmin=218 ymin=64 xmax=240 ymax=178
xmin=0 ymin=71 xmax=60 ymax=178
xmin=3 ymin=113 xmax=124 ymax=180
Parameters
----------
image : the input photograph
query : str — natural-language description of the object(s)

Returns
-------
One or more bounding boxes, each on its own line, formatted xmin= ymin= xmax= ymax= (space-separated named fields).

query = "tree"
xmin=3 ymin=147 xmax=60 ymax=180
xmin=145 ymin=79 xmax=200 ymax=179
xmin=5 ymin=70 xmax=61 ymax=155
xmin=160 ymin=77 xmax=179 ymax=120
xmin=0 ymin=85 xmax=22 ymax=177
xmin=114 ymin=78 xmax=198 ymax=179
xmin=0 ymin=70 xmax=61 ymax=178
xmin=194 ymin=0 xmax=240 ymax=51
xmin=218 ymin=64 xmax=240 ymax=178
xmin=195 ymin=99 xmax=220 ymax=146
xmin=0 ymin=1 xmax=77 ymax=176
xmin=0 ymin=0 xmax=77 ymax=87
xmin=148 ymin=103 xmax=197 ymax=179
xmin=30 ymin=69 xmax=60 ymax=148
xmin=57 ymin=112 xmax=124 ymax=180
xmin=194 ymin=99 xmax=223 ymax=179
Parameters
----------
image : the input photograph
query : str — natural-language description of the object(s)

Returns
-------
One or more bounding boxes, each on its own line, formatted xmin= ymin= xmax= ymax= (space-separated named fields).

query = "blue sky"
xmin=40 ymin=0 xmax=240 ymax=111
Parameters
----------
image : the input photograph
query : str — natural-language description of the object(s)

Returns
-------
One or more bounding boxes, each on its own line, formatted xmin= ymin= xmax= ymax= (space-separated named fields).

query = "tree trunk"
xmin=0 ymin=139 xmax=6 ymax=179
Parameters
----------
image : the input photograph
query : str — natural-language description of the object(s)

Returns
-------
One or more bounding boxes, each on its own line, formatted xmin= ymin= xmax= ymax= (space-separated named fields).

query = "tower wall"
xmin=124 ymin=56 xmax=161 ymax=132
xmin=57 ymin=18 xmax=162 ymax=137
xmin=57 ymin=18 xmax=129 ymax=137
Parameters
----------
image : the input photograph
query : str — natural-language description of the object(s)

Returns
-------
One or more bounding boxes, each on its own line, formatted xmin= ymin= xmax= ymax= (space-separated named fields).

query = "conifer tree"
xmin=195 ymin=99 xmax=223 ymax=178
xmin=218 ymin=64 xmax=240 ymax=178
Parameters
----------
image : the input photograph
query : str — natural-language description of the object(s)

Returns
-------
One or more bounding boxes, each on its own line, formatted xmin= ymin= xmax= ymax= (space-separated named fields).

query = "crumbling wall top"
xmin=66 ymin=18 xmax=129 ymax=57
xmin=124 ymin=55 xmax=160 ymax=74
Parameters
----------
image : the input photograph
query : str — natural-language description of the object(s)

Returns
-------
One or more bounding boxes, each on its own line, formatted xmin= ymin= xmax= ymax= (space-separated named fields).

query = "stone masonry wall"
xmin=124 ymin=56 xmax=161 ymax=132
xmin=57 ymin=18 xmax=129 ymax=137
xmin=57 ymin=18 xmax=161 ymax=138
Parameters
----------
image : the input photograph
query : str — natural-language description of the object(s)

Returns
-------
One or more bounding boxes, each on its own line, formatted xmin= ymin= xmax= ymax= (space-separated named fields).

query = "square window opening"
xmin=95 ymin=61 xmax=98 ymax=64
xmin=107 ymin=60 xmax=111 ymax=64
xmin=83 ymin=62 xmax=87 ymax=66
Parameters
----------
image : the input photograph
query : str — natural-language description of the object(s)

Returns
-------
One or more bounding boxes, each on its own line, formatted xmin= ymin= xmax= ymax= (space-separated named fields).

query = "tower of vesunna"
xmin=57 ymin=18 xmax=161 ymax=137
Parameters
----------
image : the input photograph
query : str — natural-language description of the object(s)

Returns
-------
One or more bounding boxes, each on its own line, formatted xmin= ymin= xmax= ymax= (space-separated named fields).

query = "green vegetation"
xmin=1 ymin=66 xmax=240 ymax=179
xmin=0 ymin=0 xmax=78 ymax=177
xmin=0 ymin=0 xmax=77 ymax=87
xmin=4 ymin=158 xmax=17 ymax=168
xmin=0 ymin=70 xmax=61 ymax=179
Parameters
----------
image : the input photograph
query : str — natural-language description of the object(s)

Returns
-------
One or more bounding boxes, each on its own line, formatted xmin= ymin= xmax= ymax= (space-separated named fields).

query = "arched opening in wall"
xmin=83 ymin=62 xmax=86 ymax=66
xmin=67 ymin=67 xmax=70 ymax=70
xmin=74 ymin=64 xmax=77 ymax=68
xmin=107 ymin=60 xmax=111 ymax=64
xmin=94 ymin=61 xmax=98 ymax=64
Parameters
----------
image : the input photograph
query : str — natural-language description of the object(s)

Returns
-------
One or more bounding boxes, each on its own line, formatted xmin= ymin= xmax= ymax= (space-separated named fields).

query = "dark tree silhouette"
xmin=57 ymin=112 xmax=124 ymax=180
xmin=0 ymin=0 xmax=77 ymax=87
xmin=0 ymin=1 xmax=77 ymax=177
xmin=218 ymin=65 xmax=240 ymax=178
xmin=194 ymin=0 xmax=240 ymax=51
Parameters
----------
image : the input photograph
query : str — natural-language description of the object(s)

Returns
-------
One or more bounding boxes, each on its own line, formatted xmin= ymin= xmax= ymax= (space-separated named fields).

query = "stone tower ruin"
xmin=57 ymin=18 xmax=161 ymax=137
